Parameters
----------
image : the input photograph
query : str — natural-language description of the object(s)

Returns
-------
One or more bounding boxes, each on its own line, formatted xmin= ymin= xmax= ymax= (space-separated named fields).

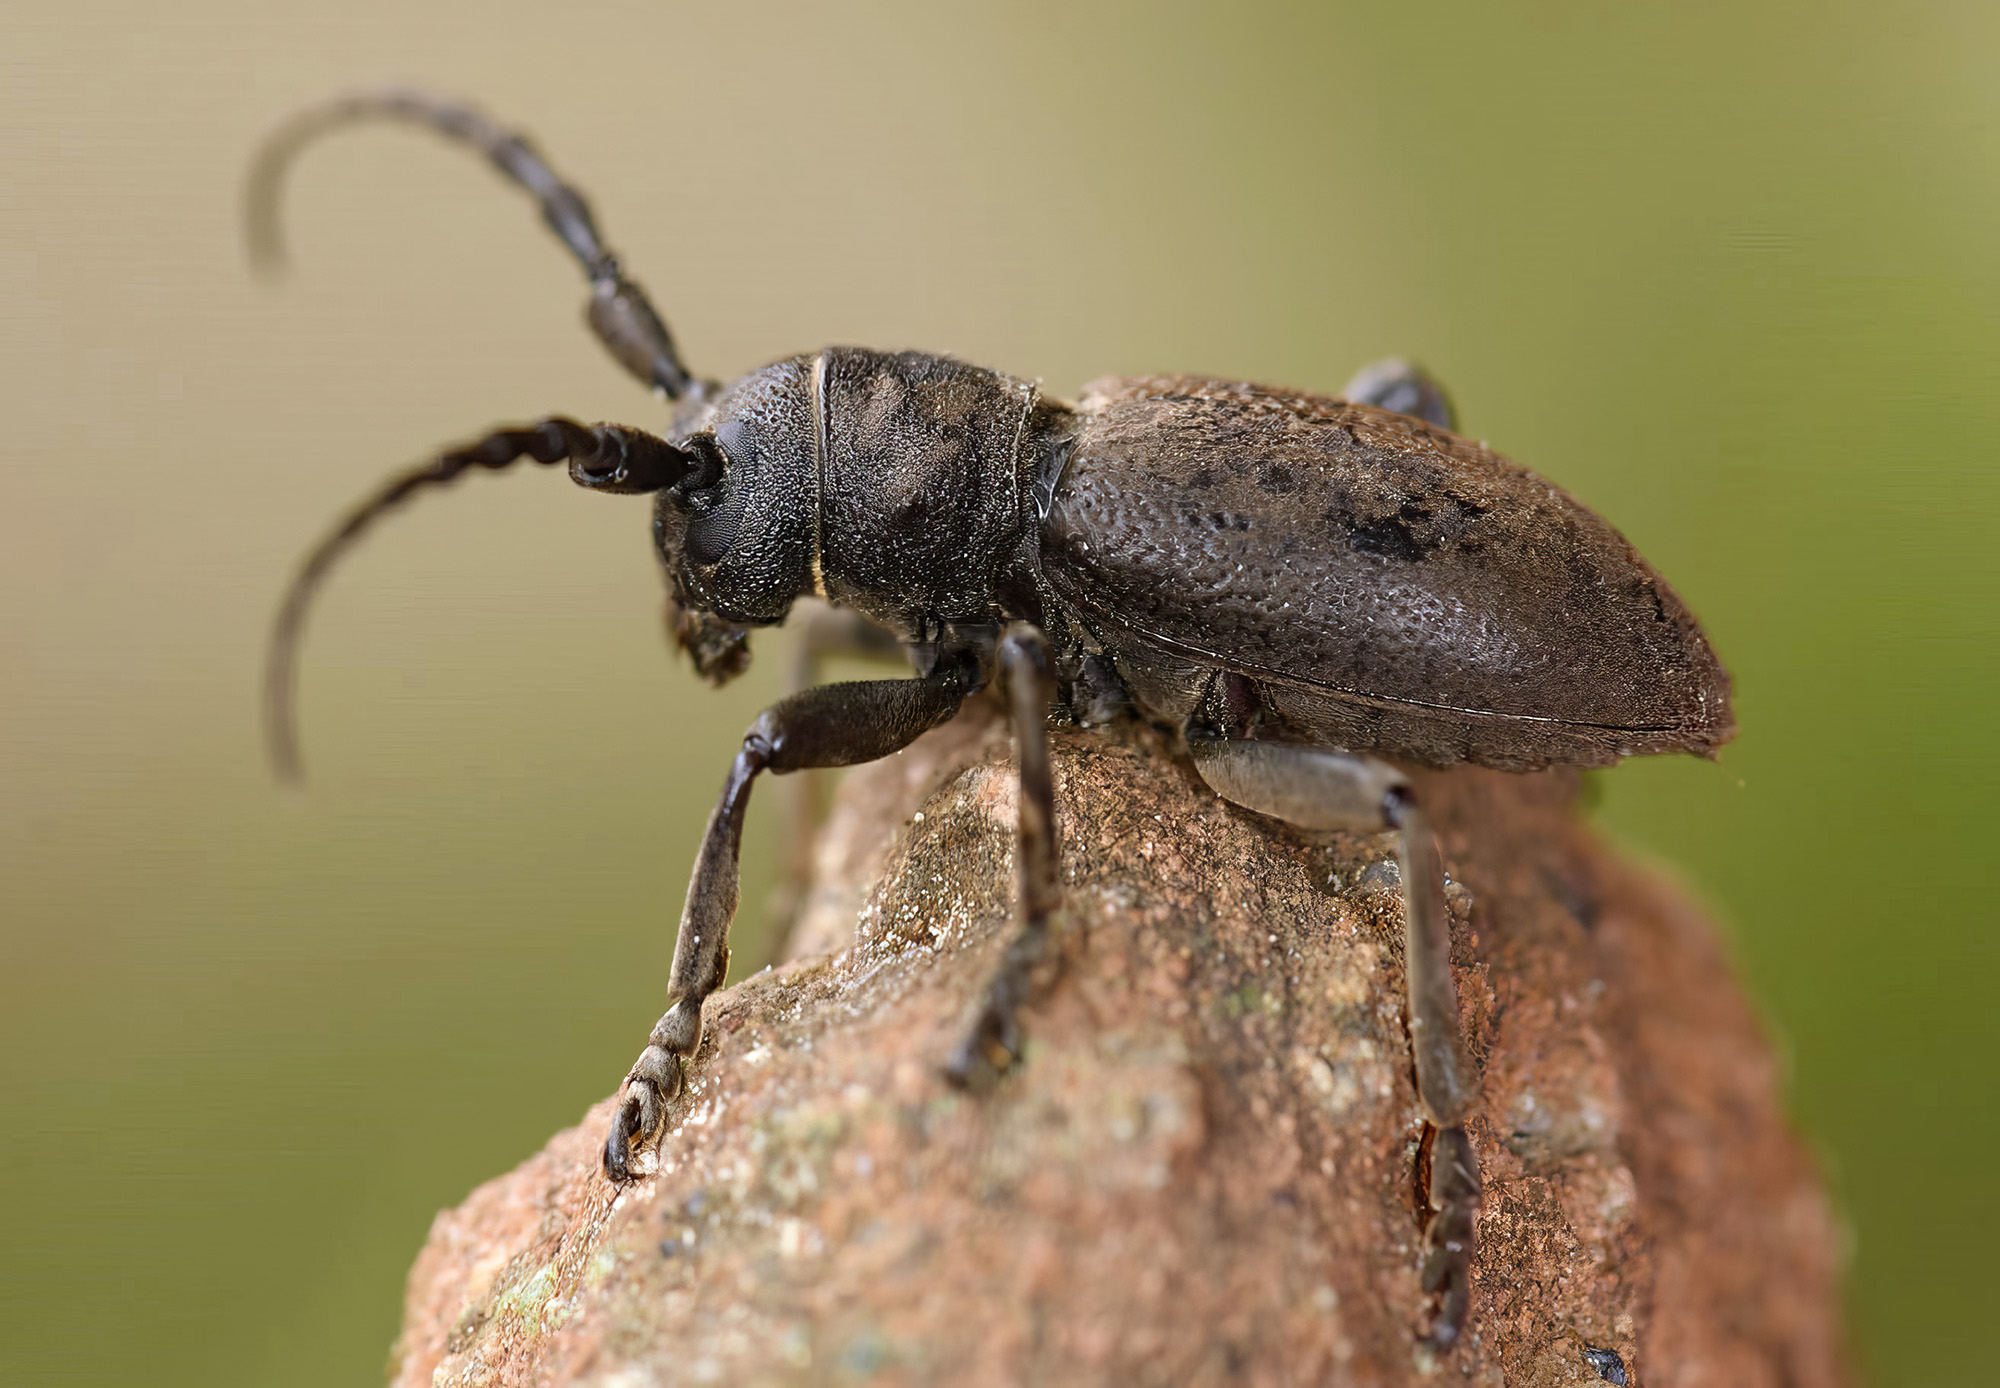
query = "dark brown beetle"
xmin=251 ymin=90 xmax=1732 ymax=1351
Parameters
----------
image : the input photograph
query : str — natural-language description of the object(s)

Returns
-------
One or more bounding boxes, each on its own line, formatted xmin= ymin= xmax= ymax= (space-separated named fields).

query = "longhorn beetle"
xmin=250 ymin=90 xmax=1733 ymax=1351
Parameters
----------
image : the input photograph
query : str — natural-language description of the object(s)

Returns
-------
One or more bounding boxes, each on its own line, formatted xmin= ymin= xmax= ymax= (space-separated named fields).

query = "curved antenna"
xmin=246 ymin=87 xmax=698 ymax=400
xmin=265 ymin=419 xmax=692 ymax=782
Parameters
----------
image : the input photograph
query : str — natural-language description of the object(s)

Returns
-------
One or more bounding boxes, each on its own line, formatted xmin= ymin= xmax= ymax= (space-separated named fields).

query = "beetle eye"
xmin=681 ymin=433 xmax=750 ymax=566
xmin=678 ymin=433 xmax=727 ymax=506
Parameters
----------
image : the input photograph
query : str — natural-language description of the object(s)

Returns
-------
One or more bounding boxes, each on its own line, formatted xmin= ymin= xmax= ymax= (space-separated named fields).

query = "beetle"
xmin=250 ymin=89 xmax=1733 ymax=1351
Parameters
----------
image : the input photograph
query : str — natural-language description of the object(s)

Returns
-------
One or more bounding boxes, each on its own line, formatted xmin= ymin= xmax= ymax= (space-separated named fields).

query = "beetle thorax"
xmin=811 ymin=348 xmax=1040 ymax=639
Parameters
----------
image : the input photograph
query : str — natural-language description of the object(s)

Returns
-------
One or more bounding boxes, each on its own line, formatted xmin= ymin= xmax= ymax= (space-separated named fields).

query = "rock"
xmin=389 ymin=705 xmax=1846 ymax=1387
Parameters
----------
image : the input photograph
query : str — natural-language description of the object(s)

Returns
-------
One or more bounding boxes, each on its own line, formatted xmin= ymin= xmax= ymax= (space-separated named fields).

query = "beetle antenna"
xmin=265 ymin=418 xmax=692 ymax=783
xmin=246 ymin=87 xmax=699 ymax=400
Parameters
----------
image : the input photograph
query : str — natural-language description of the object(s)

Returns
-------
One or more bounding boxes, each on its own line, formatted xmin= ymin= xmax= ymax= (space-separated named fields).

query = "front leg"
xmin=603 ymin=666 xmax=972 ymax=1182
xmin=772 ymin=604 xmax=913 ymax=932
xmin=1189 ymin=739 xmax=1479 ymax=1350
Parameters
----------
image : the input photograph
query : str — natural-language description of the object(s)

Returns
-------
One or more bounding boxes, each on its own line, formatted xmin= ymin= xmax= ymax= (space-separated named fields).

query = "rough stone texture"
xmin=389 ymin=706 xmax=1846 ymax=1387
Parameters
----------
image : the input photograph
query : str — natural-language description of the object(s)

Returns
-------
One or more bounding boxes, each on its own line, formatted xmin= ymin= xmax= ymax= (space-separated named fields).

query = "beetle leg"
xmin=604 ymin=667 xmax=972 ymax=1182
xmin=771 ymin=604 xmax=914 ymax=937
xmin=1189 ymin=739 xmax=1479 ymax=1350
xmin=945 ymin=623 xmax=1060 ymax=1088
xmin=1340 ymin=358 xmax=1458 ymax=432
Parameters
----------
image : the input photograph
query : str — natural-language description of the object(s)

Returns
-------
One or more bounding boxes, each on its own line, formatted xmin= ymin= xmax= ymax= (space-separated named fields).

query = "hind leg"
xmin=1190 ymin=738 xmax=1479 ymax=1350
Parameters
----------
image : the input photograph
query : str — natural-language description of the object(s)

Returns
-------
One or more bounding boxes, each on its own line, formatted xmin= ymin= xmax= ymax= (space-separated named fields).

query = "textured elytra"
xmin=1043 ymin=376 xmax=1733 ymax=770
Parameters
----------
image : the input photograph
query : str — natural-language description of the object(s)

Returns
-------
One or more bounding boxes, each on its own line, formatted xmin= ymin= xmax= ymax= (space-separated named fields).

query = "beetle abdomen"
xmin=1042 ymin=376 xmax=1733 ymax=770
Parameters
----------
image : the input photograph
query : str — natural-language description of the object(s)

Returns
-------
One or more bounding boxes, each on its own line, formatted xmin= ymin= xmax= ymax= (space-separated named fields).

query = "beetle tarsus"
xmin=602 ymin=1045 xmax=685 ymax=1183
xmin=1420 ymin=1122 xmax=1480 ymax=1348
xmin=942 ymin=1009 xmax=1022 ymax=1091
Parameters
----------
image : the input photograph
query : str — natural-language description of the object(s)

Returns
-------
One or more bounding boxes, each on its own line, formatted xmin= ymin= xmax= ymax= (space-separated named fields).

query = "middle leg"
xmin=944 ymin=623 xmax=1061 ymax=1087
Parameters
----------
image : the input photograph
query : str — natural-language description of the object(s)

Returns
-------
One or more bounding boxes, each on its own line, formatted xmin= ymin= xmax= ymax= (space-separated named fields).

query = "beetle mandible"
xmin=250 ymin=89 xmax=1733 ymax=1352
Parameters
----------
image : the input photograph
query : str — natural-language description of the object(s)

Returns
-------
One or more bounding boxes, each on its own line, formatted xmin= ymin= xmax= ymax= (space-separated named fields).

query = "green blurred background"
xmin=3 ymin=2 xmax=1993 ymax=1382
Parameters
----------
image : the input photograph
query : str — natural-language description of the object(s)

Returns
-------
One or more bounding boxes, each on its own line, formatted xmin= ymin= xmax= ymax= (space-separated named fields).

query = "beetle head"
xmin=630 ymin=355 xmax=820 ymax=680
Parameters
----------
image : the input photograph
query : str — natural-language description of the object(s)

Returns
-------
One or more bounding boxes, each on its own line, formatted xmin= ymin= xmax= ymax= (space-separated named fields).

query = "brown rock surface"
xmin=389 ymin=706 xmax=1845 ymax=1387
